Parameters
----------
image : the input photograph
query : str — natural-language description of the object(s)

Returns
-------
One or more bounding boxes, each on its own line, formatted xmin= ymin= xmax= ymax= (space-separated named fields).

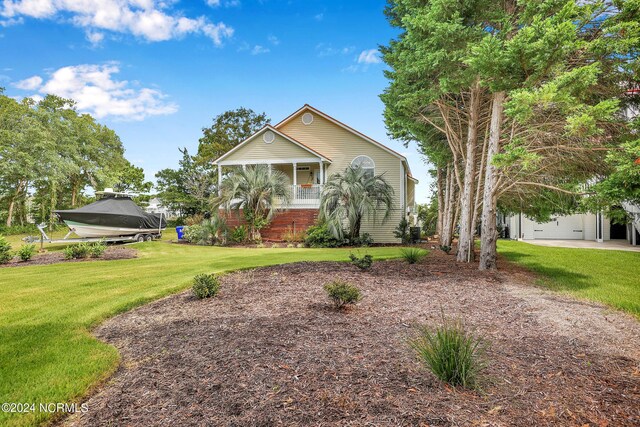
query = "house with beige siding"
xmin=213 ymin=105 xmax=418 ymax=243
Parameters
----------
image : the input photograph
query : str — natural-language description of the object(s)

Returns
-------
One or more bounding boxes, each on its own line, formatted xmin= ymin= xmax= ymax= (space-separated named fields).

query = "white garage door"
xmin=533 ymin=214 xmax=585 ymax=239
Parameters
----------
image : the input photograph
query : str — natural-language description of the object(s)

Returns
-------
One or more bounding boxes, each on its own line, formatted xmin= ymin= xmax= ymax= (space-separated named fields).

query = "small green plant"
xmin=0 ymin=236 xmax=13 ymax=264
xmin=401 ymin=247 xmax=428 ymax=264
xmin=296 ymin=243 xmax=305 ymax=248
xmin=192 ymin=274 xmax=221 ymax=299
xmin=88 ymin=240 xmax=107 ymax=258
xmin=63 ymin=243 xmax=90 ymax=260
xmin=281 ymin=226 xmax=306 ymax=243
xmin=409 ymin=317 xmax=487 ymax=389
xmin=304 ymin=222 xmax=341 ymax=248
xmin=256 ymin=242 xmax=266 ymax=248
xmin=324 ymin=281 xmax=362 ymax=309
xmin=286 ymin=243 xmax=295 ymax=248
xmin=17 ymin=244 xmax=36 ymax=262
xmin=271 ymin=243 xmax=279 ymax=248
xmin=350 ymin=232 xmax=373 ymax=247
xmin=230 ymin=225 xmax=248 ymax=243
xmin=439 ymin=245 xmax=452 ymax=254
xmin=394 ymin=218 xmax=411 ymax=244
xmin=349 ymin=253 xmax=373 ymax=270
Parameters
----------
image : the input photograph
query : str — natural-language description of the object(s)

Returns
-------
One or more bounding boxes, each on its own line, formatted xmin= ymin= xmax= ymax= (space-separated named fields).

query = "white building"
xmin=146 ymin=197 xmax=177 ymax=219
xmin=506 ymin=208 xmax=639 ymax=246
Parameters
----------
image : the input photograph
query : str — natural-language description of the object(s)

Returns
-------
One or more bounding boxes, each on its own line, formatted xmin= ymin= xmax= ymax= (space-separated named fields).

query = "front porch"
xmin=216 ymin=160 xmax=329 ymax=208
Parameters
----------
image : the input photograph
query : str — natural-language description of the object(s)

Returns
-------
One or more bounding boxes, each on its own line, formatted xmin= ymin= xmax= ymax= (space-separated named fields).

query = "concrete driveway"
xmin=522 ymin=239 xmax=640 ymax=252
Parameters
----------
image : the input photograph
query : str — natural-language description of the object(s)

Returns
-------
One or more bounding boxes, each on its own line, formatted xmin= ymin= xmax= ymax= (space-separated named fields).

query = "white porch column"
xmin=242 ymin=164 xmax=246 ymax=171
xmin=217 ymin=165 xmax=222 ymax=196
xmin=319 ymin=161 xmax=324 ymax=184
xmin=632 ymin=223 xmax=637 ymax=246
xmin=268 ymin=163 xmax=272 ymax=176
xmin=293 ymin=162 xmax=297 ymax=186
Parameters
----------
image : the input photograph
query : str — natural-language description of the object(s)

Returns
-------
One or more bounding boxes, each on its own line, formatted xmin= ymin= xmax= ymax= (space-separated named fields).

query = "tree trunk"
xmin=71 ymin=183 xmax=78 ymax=207
xmin=440 ymin=165 xmax=456 ymax=247
xmin=479 ymin=91 xmax=506 ymax=270
xmin=6 ymin=180 xmax=26 ymax=228
xmin=49 ymin=181 xmax=58 ymax=232
xmin=457 ymin=86 xmax=481 ymax=262
xmin=436 ymin=167 xmax=444 ymax=238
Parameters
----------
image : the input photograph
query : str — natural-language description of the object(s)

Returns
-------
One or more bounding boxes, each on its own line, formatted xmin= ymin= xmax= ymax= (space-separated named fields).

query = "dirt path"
xmin=64 ymin=252 xmax=640 ymax=426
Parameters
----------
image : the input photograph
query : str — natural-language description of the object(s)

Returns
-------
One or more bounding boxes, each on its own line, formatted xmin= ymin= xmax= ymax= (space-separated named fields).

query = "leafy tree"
xmin=319 ymin=166 xmax=395 ymax=242
xmin=155 ymin=148 xmax=215 ymax=216
xmin=213 ymin=165 xmax=291 ymax=242
xmin=196 ymin=108 xmax=270 ymax=164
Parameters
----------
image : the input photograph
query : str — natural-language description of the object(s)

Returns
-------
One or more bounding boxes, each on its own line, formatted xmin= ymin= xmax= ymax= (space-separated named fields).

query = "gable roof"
xmin=274 ymin=104 xmax=414 ymax=176
xmin=213 ymin=124 xmax=332 ymax=165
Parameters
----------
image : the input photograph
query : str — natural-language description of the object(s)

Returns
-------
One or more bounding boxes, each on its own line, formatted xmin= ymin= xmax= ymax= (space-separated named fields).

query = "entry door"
xmin=533 ymin=215 xmax=584 ymax=239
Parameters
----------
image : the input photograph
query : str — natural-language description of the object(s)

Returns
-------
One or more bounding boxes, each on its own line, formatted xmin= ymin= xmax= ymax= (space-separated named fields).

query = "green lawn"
xmin=498 ymin=240 xmax=640 ymax=317
xmin=0 ymin=240 xmax=405 ymax=427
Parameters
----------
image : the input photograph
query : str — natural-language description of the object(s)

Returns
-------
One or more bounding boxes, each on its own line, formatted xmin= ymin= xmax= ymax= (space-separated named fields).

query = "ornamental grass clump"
xmin=400 ymin=247 xmax=428 ymax=264
xmin=409 ymin=317 xmax=487 ymax=389
xmin=192 ymin=274 xmax=221 ymax=299
xmin=324 ymin=281 xmax=362 ymax=309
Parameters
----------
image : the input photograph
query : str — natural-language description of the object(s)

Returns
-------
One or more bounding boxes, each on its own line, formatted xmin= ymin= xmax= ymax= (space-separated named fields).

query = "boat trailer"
xmin=24 ymin=223 xmax=162 ymax=250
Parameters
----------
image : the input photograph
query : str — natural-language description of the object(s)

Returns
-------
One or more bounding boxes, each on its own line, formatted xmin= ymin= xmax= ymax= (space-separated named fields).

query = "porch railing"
xmin=276 ymin=184 xmax=323 ymax=207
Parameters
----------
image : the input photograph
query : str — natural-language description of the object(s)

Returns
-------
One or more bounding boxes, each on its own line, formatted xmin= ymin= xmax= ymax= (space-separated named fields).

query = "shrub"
xmin=230 ymin=225 xmax=248 ymax=243
xmin=88 ymin=241 xmax=107 ymax=258
xmin=394 ymin=218 xmax=411 ymax=244
xmin=304 ymin=222 xmax=341 ymax=248
xmin=256 ymin=243 xmax=266 ymax=248
xmin=185 ymin=213 xmax=204 ymax=226
xmin=17 ymin=244 xmax=36 ymax=262
xmin=183 ymin=216 xmax=228 ymax=246
xmin=349 ymin=253 xmax=373 ymax=270
xmin=63 ymin=243 xmax=90 ymax=260
xmin=286 ymin=243 xmax=295 ymax=248
xmin=296 ymin=243 xmax=305 ymax=248
xmin=409 ymin=318 xmax=487 ymax=389
xmin=324 ymin=281 xmax=362 ymax=309
xmin=192 ymin=274 xmax=221 ymax=299
xmin=271 ymin=243 xmax=279 ymax=248
xmin=401 ymin=247 xmax=428 ymax=264
xmin=183 ymin=224 xmax=205 ymax=244
xmin=439 ymin=245 xmax=452 ymax=254
xmin=350 ymin=232 xmax=373 ymax=247
xmin=0 ymin=236 xmax=12 ymax=264
xmin=281 ymin=226 xmax=306 ymax=243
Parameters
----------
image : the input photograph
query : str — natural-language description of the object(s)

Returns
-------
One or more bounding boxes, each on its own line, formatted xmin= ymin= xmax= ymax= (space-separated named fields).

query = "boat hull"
xmin=63 ymin=220 xmax=163 ymax=238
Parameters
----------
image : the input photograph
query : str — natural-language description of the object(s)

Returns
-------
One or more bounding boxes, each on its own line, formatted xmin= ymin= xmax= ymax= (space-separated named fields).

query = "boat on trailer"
xmin=54 ymin=189 xmax=166 ymax=239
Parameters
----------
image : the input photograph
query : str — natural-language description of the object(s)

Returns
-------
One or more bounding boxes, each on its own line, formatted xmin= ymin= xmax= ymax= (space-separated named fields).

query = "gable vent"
xmin=263 ymin=130 xmax=275 ymax=144
xmin=302 ymin=112 xmax=314 ymax=125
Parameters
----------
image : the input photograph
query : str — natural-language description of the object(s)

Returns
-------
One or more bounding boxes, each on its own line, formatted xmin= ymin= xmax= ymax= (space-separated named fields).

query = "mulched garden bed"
xmin=0 ymin=246 xmax=137 ymax=268
xmin=65 ymin=251 xmax=640 ymax=426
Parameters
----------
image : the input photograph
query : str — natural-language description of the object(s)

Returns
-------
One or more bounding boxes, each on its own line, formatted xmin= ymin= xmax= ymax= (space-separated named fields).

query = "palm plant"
xmin=319 ymin=166 xmax=394 ymax=242
xmin=213 ymin=165 xmax=292 ymax=241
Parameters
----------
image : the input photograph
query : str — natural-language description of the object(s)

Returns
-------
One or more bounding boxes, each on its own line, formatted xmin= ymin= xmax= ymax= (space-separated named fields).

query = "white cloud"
xmin=316 ymin=43 xmax=354 ymax=58
xmin=267 ymin=34 xmax=279 ymax=45
xmin=314 ymin=13 xmax=323 ymax=21
xmin=16 ymin=63 xmax=178 ymax=121
xmin=357 ymin=49 xmax=381 ymax=64
xmin=14 ymin=75 xmax=43 ymax=90
xmin=0 ymin=0 xmax=233 ymax=45
xmin=251 ymin=45 xmax=269 ymax=55
xmin=85 ymin=30 xmax=104 ymax=46
xmin=206 ymin=0 xmax=240 ymax=7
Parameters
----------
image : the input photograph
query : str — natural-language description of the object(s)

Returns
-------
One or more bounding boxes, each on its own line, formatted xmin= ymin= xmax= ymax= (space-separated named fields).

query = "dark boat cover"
xmin=55 ymin=197 xmax=166 ymax=230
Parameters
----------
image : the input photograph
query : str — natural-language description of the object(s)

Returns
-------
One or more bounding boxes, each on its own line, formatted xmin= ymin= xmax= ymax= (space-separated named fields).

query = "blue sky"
xmin=0 ymin=0 xmax=431 ymax=202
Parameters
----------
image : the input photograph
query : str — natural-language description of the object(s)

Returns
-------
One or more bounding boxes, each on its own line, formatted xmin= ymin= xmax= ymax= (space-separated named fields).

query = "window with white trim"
xmin=351 ymin=155 xmax=375 ymax=178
